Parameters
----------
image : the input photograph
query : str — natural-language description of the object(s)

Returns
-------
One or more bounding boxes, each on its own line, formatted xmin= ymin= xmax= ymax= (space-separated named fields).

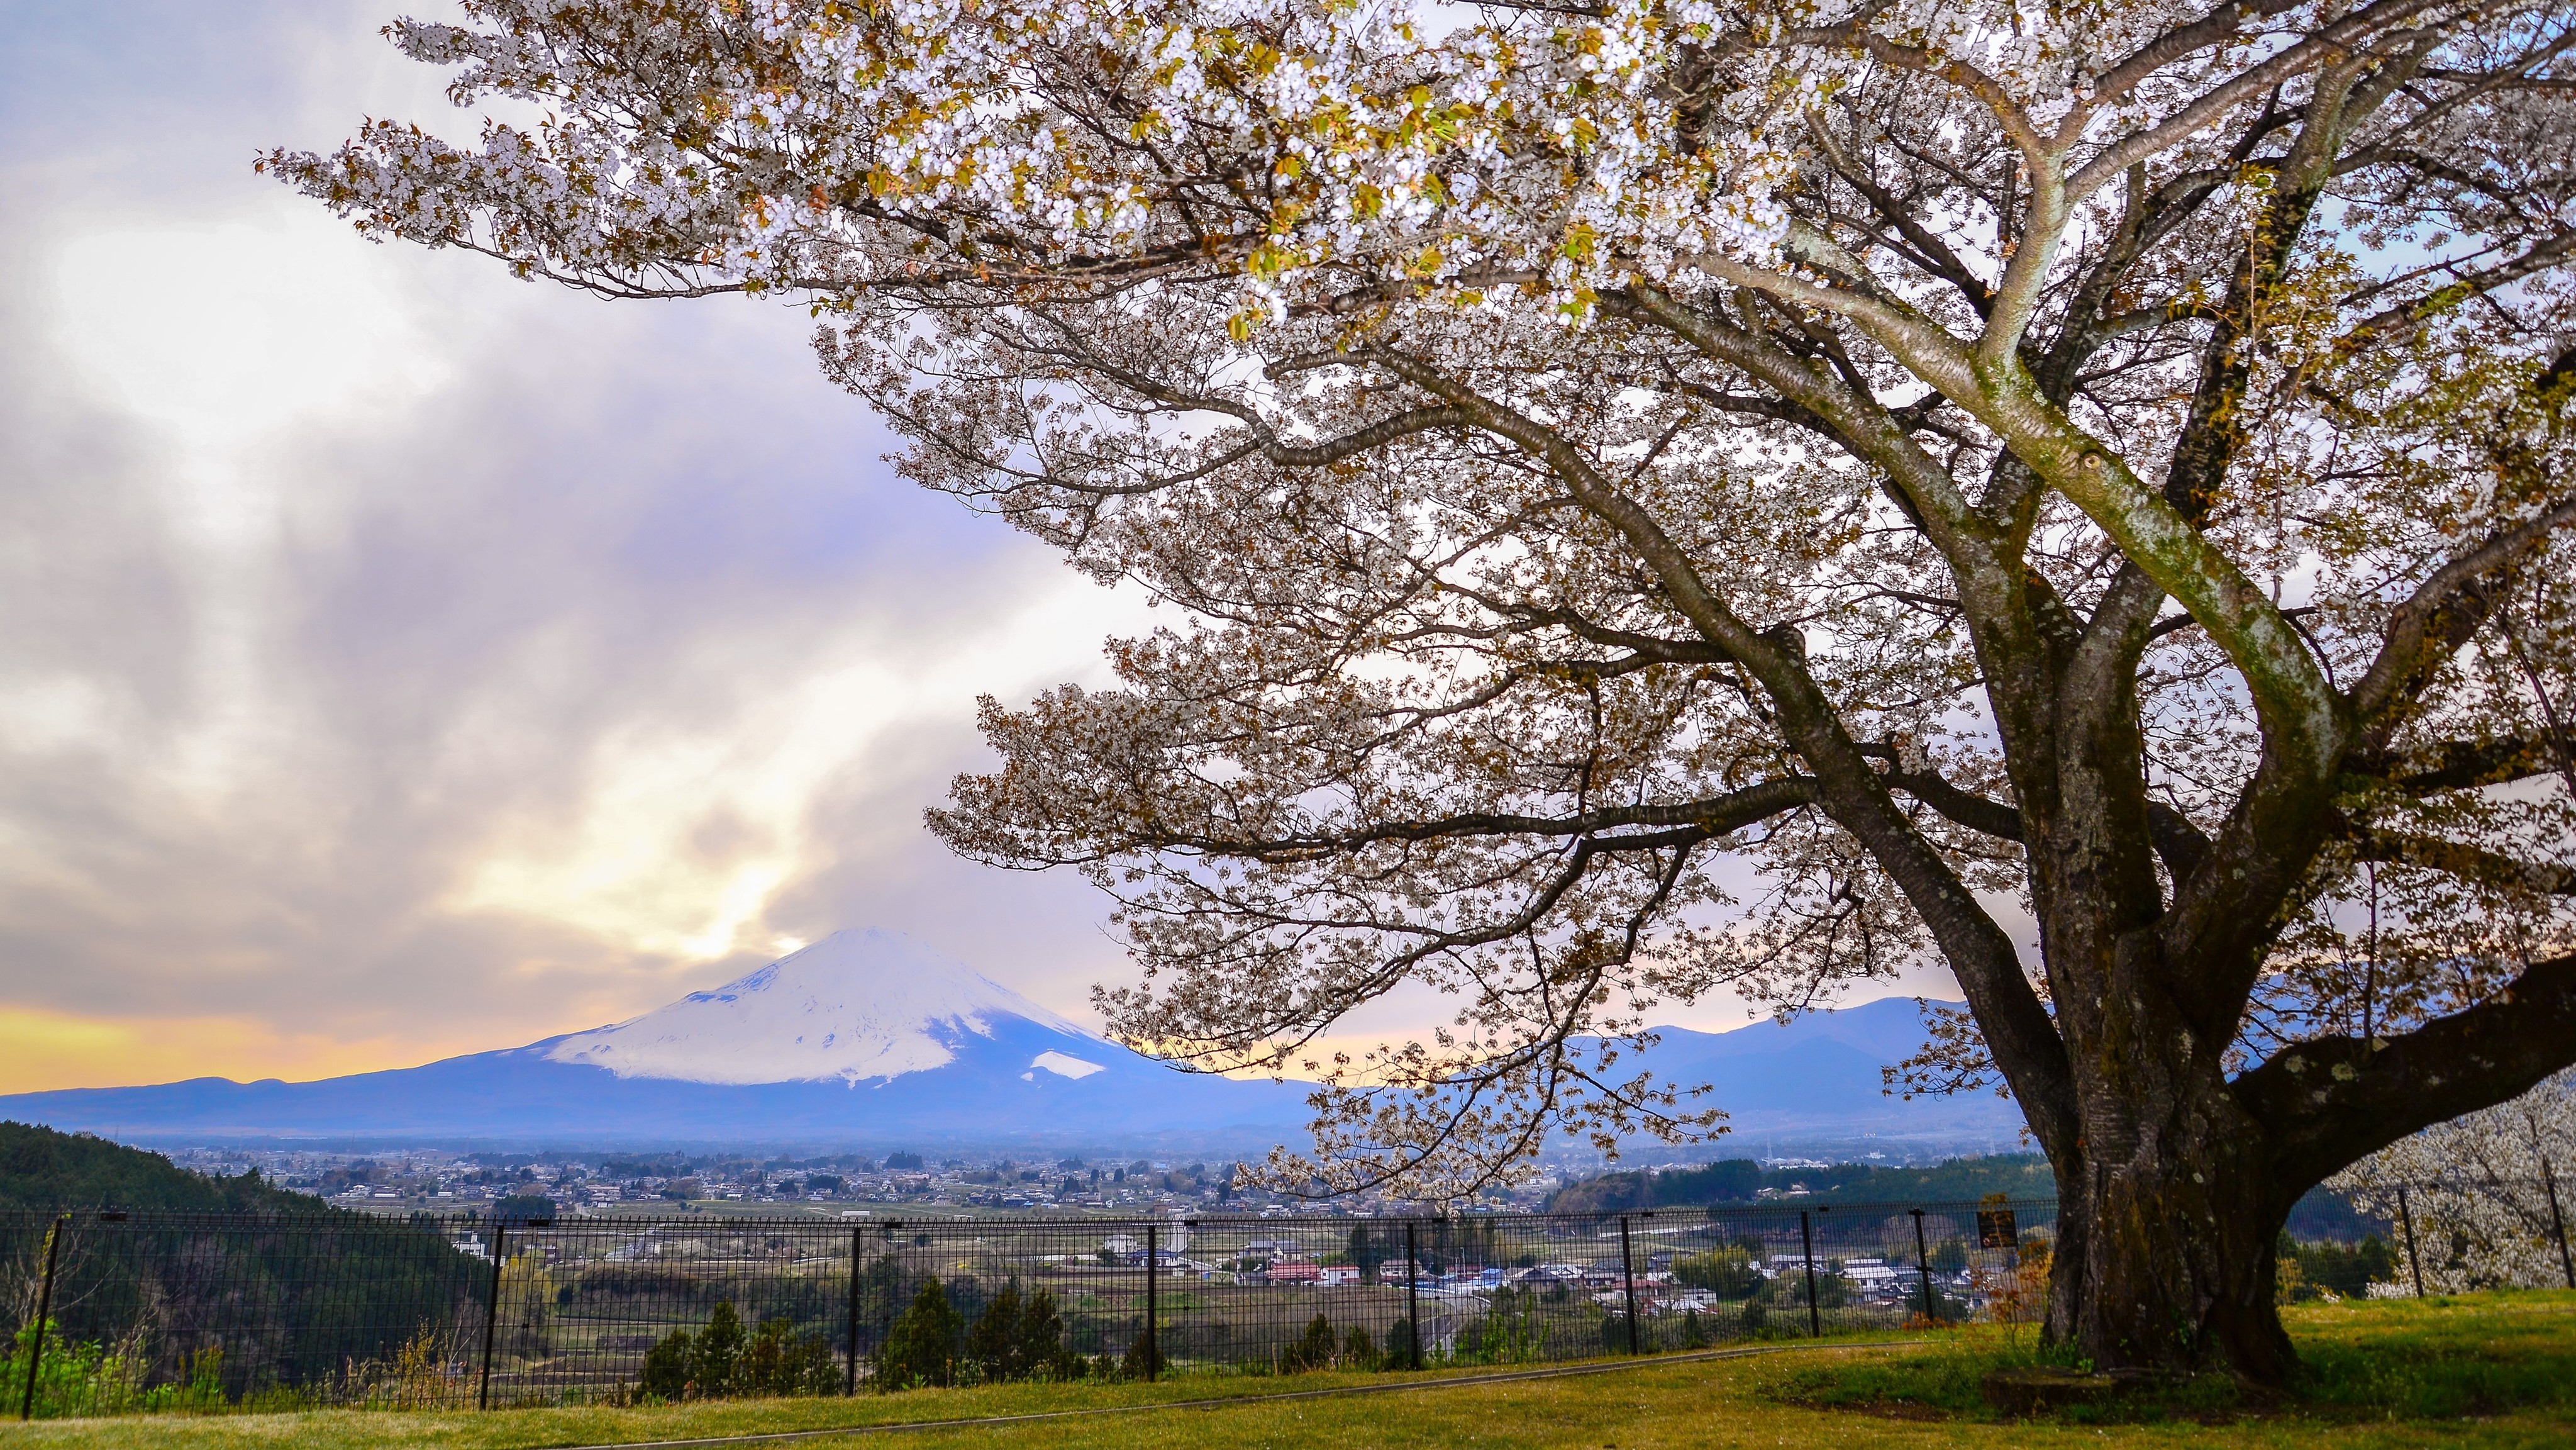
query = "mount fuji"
xmin=0 ymin=932 xmax=1312 ymax=1150
xmin=0 ymin=931 xmax=2026 ymax=1153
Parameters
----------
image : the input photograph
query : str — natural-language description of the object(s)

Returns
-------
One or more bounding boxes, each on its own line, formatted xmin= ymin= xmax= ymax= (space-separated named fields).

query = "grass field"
xmin=3 ymin=1291 xmax=2569 ymax=1449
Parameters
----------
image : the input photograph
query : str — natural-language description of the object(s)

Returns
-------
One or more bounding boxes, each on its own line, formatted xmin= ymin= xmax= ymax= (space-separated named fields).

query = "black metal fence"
xmin=2 ymin=1200 xmax=2060 ymax=1417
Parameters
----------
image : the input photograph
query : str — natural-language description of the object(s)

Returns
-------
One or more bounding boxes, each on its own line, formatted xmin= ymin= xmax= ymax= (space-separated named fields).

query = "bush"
xmin=1385 ymin=1316 xmax=1416 ymax=1366
xmin=1 ymin=1319 xmax=159 ymax=1418
xmin=640 ymin=1328 xmax=692 ymax=1401
xmin=1018 ymin=1286 xmax=1088 ymax=1380
xmin=960 ymin=1278 xmax=1085 ymax=1384
xmin=1118 ymin=1327 xmax=1164 ymax=1380
xmin=743 ymin=1316 xmax=838 ymax=1396
xmin=1739 ymin=1295 xmax=1769 ymax=1336
xmin=879 ymin=1279 xmax=963 ymax=1390
xmin=638 ymin=1301 xmax=836 ymax=1401
xmin=1282 ymin=1313 xmax=1339 ymax=1372
xmin=696 ymin=1301 xmax=748 ymax=1391
xmin=966 ymin=1279 xmax=1028 ymax=1382
xmin=1467 ymin=1291 xmax=1548 ymax=1364
xmin=499 ymin=1250 xmax=555 ymax=1354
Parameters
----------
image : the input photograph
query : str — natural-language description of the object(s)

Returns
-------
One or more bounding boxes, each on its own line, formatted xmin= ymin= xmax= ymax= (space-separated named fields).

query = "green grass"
xmin=3 ymin=1293 xmax=2571 ymax=1449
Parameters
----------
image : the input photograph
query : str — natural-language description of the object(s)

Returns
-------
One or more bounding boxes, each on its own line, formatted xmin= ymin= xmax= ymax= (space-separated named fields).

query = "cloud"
xmin=0 ymin=1 xmax=1950 ymax=1101
xmin=0 ymin=0 xmax=1145 ymax=1093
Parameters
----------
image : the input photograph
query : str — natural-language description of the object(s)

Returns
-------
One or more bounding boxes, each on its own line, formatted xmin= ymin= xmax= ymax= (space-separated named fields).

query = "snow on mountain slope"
xmin=544 ymin=930 xmax=1093 ymax=1086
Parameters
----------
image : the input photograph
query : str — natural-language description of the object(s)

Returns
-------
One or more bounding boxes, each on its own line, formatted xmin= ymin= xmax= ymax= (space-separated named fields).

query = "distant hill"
xmin=1563 ymin=999 xmax=2027 ymax=1152
xmin=1548 ymin=1152 xmax=2057 ymax=1212
xmin=0 ymin=1119 xmax=321 ymax=1211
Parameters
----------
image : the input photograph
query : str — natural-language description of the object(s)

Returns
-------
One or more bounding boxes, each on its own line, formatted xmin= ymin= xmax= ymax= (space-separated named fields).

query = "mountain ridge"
xmin=1 ymin=934 xmax=2024 ymax=1152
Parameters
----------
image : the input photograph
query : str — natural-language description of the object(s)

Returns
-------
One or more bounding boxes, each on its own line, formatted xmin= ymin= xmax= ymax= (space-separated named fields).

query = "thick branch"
xmin=2350 ymin=493 xmax=2576 ymax=737
xmin=2239 ymin=950 xmax=2576 ymax=1190
xmin=2373 ymin=732 xmax=2576 ymax=794
xmin=1157 ymin=779 xmax=1824 ymax=864
xmin=2353 ymin=830 xmax=2576 ymax=897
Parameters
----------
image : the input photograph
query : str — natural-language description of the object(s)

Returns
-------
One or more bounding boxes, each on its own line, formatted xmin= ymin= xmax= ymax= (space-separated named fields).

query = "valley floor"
xmin=3 ymin=1292 xmax=2571 ymax=1449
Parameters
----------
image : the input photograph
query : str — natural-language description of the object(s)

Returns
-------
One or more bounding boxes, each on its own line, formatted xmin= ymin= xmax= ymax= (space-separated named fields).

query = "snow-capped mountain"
xmin=543 ymin=931 xmax=1100 ymax=1086
xmin=0 ymin=930 xmax=2025 ymax=1154
xmin=0 ymin=932 xmax=1309 ymax=1149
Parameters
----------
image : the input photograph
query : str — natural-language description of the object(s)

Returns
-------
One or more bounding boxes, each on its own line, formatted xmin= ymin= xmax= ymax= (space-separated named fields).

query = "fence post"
xmin=1143 ymin=1224 xmax=1158 ymax=1382
xmin=1618 ymin=1215 xmax=1641 ymax=1354
xmin=2543 ymin=1159 xmax=2576 ymax=1291
xmin=18 ymin=1212 xmax=66 ymax=1422
xmin=1405 ymin=1220 xmax=1421 ymax=1369
xmin=2396 ymin=1188 xmax=2425 ymax=1298
xmin=845 ymin=1225 xmax=863 ymax=1396
xmin=1799 ymin=1209 xmax=1820 ymax=1338
xmin=477 ymin=1220 xmax=508 ymax=1412
xmin=1911 ymin=1208 xmax=1938 ymax=1324
xmin=883 ymin=1220 xmax=902 ymax=1381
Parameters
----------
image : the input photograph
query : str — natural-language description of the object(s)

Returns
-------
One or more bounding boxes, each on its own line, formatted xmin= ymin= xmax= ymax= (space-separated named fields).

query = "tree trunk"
xmin=2043 ymin=973 xmax=2297 ymax=1380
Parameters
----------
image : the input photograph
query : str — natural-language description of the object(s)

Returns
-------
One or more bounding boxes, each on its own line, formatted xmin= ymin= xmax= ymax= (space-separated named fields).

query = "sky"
xmin=0 ymin=1 xmax=1948 ymax=1097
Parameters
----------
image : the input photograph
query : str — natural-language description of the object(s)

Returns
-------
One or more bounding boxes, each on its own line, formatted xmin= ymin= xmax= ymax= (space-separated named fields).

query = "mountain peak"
xmin=541 ymin=930 xmax=1091 ymax=1086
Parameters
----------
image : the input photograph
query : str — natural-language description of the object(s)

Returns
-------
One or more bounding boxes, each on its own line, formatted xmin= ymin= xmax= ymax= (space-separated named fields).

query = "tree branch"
xmin=2240 ymin=949 xmax=2576 ymax=1192
xmin=1355 ymin=346 xmax=2079 ymax=1157
xmin=2370 ymin=732 xmax=2576 ymax=794
xmin=2350 ymin=493 xmax=2576 ymax=737
xmin=2353 ymin=830 xmax=2576 ymax=897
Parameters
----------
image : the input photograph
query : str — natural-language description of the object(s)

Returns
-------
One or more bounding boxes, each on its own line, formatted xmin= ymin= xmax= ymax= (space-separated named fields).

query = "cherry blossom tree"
xmin=268 ymin=0 xmax=2576 ymax=1375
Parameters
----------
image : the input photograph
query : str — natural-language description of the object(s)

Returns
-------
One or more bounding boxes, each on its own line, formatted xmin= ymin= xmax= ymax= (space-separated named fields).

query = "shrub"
xmin=1282 ymin=1313 xmax=1339 ymax=1372
xmin=741 ymin=1315 xmax=838 ymax=1396
xmin=1018 ymin=1286 xmax=1087 ymax=1380
xmin=1118 ymin=1327 xmax=1163 ymax=1380
xmin=639 ymin=1328 xmax=693 ymax=1401
xmin=966 ymin=1279 xmax=1029 ymax=1382
xmin=1468 ymin=1291 xmax=1547 ymax=1364
xmin=499 ymin=1250 xmax=555 ymax=1354
xmin=639 ymin=1300 xmax=833 ymax=1400
xmin=0 ymin=1319 xmax=154 ymax=1418
xmin=879 ymin=1279 xmax=963 ymax=1390
xmin=695 ymin=1301 xmax=747 ymax=1392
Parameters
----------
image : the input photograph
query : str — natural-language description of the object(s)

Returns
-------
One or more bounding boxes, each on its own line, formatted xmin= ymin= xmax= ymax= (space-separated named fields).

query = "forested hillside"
xmin=1 ymin=1122 xmax=483 ymax=1398
xmin=0 ymin=1120 xmax=319 ymax=1210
